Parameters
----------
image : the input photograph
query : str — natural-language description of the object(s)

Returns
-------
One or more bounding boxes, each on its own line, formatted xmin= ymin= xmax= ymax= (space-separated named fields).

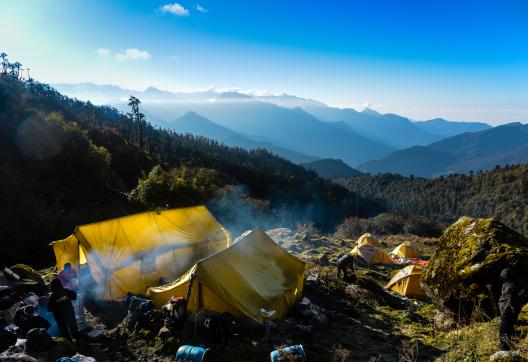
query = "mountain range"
xmin=359 ymin=123 xmax=528 ymax=177
xmin=132 ymin=95 xmax=398 ymax=166
xmin=54 ymin=82 xmax=498 ymax=170
xmin=159 ymin=111 xmax=319 ymax=163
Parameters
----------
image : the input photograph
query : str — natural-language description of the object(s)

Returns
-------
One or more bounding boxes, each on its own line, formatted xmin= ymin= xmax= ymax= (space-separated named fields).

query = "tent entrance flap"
xmin=51 ymin=234 xmax=87 ymax=271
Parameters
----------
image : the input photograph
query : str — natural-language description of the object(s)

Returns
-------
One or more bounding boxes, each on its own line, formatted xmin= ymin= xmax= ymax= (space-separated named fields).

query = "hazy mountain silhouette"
xmin=54 ymin=82 xmax=498 ymax=166
xmin=302 ymin=105 xmax=440 ymax=149
xmin=415 ymin=118 xmax=490 ymax=138
xmin=359 ymin=123 xmax=528 ymax=177
xmin=160 ymin=111 xmax=320 ymax=163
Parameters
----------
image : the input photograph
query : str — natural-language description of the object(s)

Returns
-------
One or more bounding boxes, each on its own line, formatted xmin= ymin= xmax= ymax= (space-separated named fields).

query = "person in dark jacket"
xmin=498 ymin=268 xmax=525 ymax=350
xmin=337 ymin=254 xmax=356 ymax=282
xmin=47 ymin=278 xmax=79 ymax=342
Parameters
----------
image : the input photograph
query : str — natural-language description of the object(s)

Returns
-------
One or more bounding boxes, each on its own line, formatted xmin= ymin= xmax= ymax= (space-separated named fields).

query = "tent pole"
xmin=78 ymin=240 xmax=81 ymax=292
xmin=185 ymin=273 xmax=195 ymax=309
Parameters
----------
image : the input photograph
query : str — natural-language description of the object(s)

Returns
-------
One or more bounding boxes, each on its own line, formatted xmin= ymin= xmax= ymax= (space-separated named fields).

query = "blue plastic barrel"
xmin=176 ymin=345 xmax=211 ymax=362
xmin=270 ymin=344 xmax=305 ymax=361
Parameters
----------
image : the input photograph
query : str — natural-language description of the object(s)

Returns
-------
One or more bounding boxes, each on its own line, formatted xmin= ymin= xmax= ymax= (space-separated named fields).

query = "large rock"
xmin=422 ymin=217 xmax=528 ymax=326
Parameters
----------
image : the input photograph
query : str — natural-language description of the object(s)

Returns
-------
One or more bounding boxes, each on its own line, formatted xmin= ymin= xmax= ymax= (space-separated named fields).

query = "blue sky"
xmin=1 ymin=0 xmax=527 ymax=124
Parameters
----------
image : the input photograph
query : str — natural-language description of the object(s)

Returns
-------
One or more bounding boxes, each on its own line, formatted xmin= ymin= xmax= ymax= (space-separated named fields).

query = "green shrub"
xmin=129 ymin=165 xmax=230 ymax=208
xmin=335 ymin=211 xmax=441 ymax=239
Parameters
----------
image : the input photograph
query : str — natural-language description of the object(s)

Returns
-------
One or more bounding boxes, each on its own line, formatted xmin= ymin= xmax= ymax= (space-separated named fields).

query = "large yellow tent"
xmin=385 ymin=265 xmax=425 ymax=298
xmin=357 ymin=233 xmax=379 ymax=247
xmin=390 ymin=241 xmax=421 ymax=259
xmin=351 ymin=244 xmax=393 ymax=264
xmin=51 ymin=206 xmax=231 ymax=301
xmin=146 ymin=228 xmax=305 ymax=323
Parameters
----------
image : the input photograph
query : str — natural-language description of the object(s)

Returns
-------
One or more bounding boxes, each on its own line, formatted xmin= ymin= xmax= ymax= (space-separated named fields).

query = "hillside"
xmin=337 ymin=164 xmax=528 ymax=235
xmin=359 ymin=123 xmax=528 ymax=177
xmin=302 ymin=158 xmax=363 ymax=178
xmin=358 ymin=146 xmax=455 ymax=178
xmin=157 ymin=111 xmax=319 ymax=163
xmin=0 ymin=76 xmax=383 ymax=266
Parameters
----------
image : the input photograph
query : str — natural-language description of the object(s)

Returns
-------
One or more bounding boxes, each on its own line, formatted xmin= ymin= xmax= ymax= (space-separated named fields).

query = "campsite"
xmin=3 ymin=205 xmax=528 ymax=361
xmin=2 ymin=1 xmax=528 ymax=360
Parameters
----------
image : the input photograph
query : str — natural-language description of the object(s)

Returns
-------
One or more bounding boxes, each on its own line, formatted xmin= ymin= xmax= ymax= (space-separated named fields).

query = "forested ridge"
xmin=0 ymin=69 xmax=381 ymax=266
xmin=337 ymin=165 xmax=528 ymax=235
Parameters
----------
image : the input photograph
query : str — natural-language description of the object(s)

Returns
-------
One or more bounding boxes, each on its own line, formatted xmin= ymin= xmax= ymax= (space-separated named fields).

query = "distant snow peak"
xmin=362 ymin=107 xmax=382 ymax=117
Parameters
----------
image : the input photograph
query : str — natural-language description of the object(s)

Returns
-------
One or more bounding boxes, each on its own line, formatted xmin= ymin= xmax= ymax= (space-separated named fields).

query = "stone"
xmin=422 ymin=216 xmax=528 ymax=326
xmin=24 ymin=328 xmax=54 ymax=353
xmin=432 ymin=311 xmax=456 ymax=331
xmin=299 ymin=301 xmax=327 ymax=325
xmin=48 ymin=337 xmax=77 ymax=360
xmin=0 ymin=353 xmax=37 ymax=362
xmin=0 ymin=329 xmax=17 ymax=352
xmin=56 ymin=354 xmax=97 ymax=362
xmin=489 ymin=350 xmax=523 ymax=361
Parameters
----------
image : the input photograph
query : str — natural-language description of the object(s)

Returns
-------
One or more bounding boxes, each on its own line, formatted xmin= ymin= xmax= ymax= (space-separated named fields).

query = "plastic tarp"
xmin=146 ymin=228 xmax=306 ymax=323
xmin=51 ymin=206 xmax=231 ymax=301
xmin=52 ymin=234 xmax=87 ymax=271
xmin=390 ymin=241 xmax=421 ymax=259
xmin=385 ymin=265 xmax=425 ymax=298
xmin=357 ymin=233 xmax=379 ymax=247
xmin=350 ymin=244 xmax=393 ymax=264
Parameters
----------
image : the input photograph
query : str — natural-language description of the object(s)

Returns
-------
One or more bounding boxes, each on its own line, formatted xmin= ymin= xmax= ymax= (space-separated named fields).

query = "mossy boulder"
xmin=421 ymin=216 xmax=528 ymax=325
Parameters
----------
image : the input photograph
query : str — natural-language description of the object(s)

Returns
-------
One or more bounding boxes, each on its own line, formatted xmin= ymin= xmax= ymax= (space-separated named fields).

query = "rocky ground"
xmin=3 ymin=225 xmax=528 ymax=361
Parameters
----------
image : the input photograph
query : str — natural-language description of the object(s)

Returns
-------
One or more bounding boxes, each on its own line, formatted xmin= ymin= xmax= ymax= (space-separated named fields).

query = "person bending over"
xmin=337 ymin=254 xmax=356 ymax=283
xmin=47 ymin=278 xmax=79 ymax=342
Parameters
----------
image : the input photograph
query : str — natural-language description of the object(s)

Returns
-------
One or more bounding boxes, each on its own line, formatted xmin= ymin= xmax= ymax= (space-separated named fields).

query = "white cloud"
xmin=96 ymin=48 xmax=110 ymax=57
xmin=115 ymin=48 xmax=151 ymax=61
xmin=196 ymin=4 xmax=207 ymax=13
xmin=161 ymin=3 xmax=189 ymax=16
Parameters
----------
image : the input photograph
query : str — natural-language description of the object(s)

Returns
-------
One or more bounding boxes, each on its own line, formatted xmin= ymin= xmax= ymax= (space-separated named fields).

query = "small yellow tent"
xmin=357 ymin=233 xmax=379 ymax=247
xmin=51 ymin=206 xmax=231 ymax=301
xmin=385 ymin=265 xmax=425 ymax=298
xmin=391 ymin=241 xmax=421 ymax=259
xmin=351 ymin=244 xmax=393 ymax=264
xmin=146 ymin=228 xmax=305 ymax=323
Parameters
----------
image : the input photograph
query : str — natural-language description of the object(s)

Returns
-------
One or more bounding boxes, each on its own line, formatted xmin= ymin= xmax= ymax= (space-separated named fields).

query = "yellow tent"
xmin=385 ymin=265 xmax=425 ymax=298
xmin=146 ymin=228 xmax=305 ymax=323
xmin=351 ymin=244 xmax=393 ymax=264
xmin=390 ymin=241 xmax=421 ymax=259
xmin=357 ymin=233 xmax=379 ymax=247
xmin=51 ymin=206 xmax=231 ymax=301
